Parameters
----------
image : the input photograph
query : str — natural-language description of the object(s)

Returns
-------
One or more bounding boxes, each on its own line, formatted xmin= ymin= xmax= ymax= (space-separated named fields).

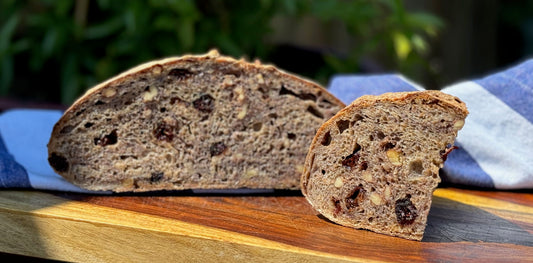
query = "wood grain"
xmin=0 ymin=187 xmax=531 ymax=262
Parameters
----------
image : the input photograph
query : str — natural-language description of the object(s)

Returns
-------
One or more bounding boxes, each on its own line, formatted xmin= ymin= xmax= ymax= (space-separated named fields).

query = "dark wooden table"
xmin=0 ymin=187 xmax=531 ymax=262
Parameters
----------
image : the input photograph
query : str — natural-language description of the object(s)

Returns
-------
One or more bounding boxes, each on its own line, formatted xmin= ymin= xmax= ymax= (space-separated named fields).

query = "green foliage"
xmin=0 ymin=0 xmax=442 ymax=104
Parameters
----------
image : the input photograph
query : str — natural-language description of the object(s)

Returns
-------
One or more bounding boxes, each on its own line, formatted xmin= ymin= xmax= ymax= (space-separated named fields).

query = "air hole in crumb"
xmin=160 ymin=107 xmax=167 ymax=113
xmin=94 ymin=100 xmax=105 ymax=105
xmin=409 ymin=160 xmax=424 ymax=175
xmin=332 ymin=198 xmax=342 ymax=215
xmin=252 ymin=122 xmax=263 ymax=132
xmin=353 ymin=114 xmax=363 ymax=122
xmin=376 ymin=131 xmax=386 ymax=140
xmin=279 ymin=85 xmax=317 ymax=101
xmin=94 ymin=130 xmax=118 ymax=146
xmin=336 ymin=119 xmax=350 ymax=134
xmin=321 ymin=170 xmax=326 ymax=175
xmin=287 ymin=133 xmax=296 ymax=140
xmin=321 ymin=131 xmax=331 ymax=146
xmin=307 ymin=106 xmax=324 ymax=119
xmin=60 ymin=125 xmax=75 ymax=134
xmin=168 ymin=68 xmax=193 ymax=80
xmin=381 ymin=142 xmax=395 ymax=150
xmin=84 ymin=122 xmax=94 ymax=128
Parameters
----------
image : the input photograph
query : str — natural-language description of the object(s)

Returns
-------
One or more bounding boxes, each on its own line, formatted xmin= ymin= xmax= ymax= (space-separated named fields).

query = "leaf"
xmin=405 ymin=13 xmax=443 ymax=38
xmin=153 ymin=15 xmax=179 ymax=31
xmin=41 ymin=28 xmax=58 ymax=58
xmin=0 ymin=56 xmax=13 ymax=95
xmin=0 ymin=13 xmax=19 ymax=53
xmin=393 ymin=32 xmax=411 ymax=60
xmin=9 ymin=39 xmax=31 ymax=54
xmin=280 ymin=0 xmax=297 ymax=14
xmin=411 ymin=34 xmax=427 ymax=53
xmin=84 ymin=16 xmax=123 ymax=39
xmin=406 ymin=12 xmax=444 ymax=28
xmin=60 ymin=54 xmax=80 ymax=104
xmin=54 ymin=0 xmax=73 ymax=16
xmin=215 ymin=34 xmax=243 ymax=57
xmin=178 ymin=18 xmax=195 ymax=50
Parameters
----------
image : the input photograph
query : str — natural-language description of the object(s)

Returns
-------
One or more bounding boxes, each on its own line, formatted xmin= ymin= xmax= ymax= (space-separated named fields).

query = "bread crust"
xmin=48 ymin=51 xmax=344 ymax=192
xmin=301 ymin=90 xmax=467 ymax=240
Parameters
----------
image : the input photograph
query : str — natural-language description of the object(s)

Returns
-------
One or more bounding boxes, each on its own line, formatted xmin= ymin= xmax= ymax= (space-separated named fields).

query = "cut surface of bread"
xmin=301 ymin=91 xmax=468 ymax=240
xmin=48 ymin=51 xmax=345 ymax=192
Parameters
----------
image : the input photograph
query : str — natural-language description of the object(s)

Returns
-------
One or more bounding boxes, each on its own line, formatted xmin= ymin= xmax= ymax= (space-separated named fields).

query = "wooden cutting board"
xmin=0 ymin=187 xmax=531 ymax=262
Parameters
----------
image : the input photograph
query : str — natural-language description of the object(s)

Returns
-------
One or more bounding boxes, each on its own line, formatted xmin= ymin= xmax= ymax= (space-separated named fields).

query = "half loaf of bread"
xmin=301 ymin=90 xmax=468 ymax=240
xmin=48 ymin=51 xmax=345 ymax=192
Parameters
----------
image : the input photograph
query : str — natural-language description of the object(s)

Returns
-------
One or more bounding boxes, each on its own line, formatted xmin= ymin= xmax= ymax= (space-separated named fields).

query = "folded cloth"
xmin=329 ymin=60 xmax=533 ymax=189
xmin=0 ymin=60 xmax=532 ymax=192
xmin=0 ymin=109 xmax=96 ymax=193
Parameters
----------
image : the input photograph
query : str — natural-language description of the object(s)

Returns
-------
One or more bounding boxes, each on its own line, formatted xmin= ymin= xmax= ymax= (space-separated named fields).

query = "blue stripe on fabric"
xmin=442 ymin=143 xmax=495 ymax=188
xmin=0 ymin=132 xmax=31 ymax=188
xmin=328 ymin=74 xmax=419 ymax=104
xmin=474 ymin=60 xmax=533 ymax=124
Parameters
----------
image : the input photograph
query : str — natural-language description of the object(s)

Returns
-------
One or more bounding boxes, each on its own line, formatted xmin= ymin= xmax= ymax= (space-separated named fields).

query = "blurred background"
xmin=1 ymin=0 xmax=532 ymax=106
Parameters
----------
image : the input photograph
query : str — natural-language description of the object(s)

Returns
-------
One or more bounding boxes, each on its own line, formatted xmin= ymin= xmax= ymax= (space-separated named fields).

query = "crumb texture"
xmin=48 ymin=52 xmax=344 ymax=192
xmin=301 ymin=91 xmax=468 ymax=240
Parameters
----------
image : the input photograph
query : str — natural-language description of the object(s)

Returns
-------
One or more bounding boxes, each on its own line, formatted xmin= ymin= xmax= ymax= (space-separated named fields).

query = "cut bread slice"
xmin=48 ymin=51 xmax=345 ymax=192
xmin=301 ymin=91 xmax=468 ymax=240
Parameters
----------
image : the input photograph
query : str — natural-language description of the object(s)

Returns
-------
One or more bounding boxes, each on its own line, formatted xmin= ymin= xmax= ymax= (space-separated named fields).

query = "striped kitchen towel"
xmin=330 ymin=60 xmax=533 ymax=189
xmin=0 ymin=60 xmax=532 ymax=192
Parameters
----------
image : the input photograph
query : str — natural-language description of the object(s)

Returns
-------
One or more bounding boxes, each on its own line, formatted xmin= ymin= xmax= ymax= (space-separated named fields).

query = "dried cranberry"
xmin=48 ymin=153 xmax=69 ymax=172
xmin=153 ymin=122 xmax=175 ymax=142
xmin=210 ymin=142 xmax=227 ymax=156
xmin=150 ymin=172 xmax=164 ymax=182
xmin=193 ymin=94 xmax=215 ymax=113
xmin=345 ymin=187 xmax=363 ymax=209
xmin=342 ymin=144 xmax=361 ymax=168
xmin=395 ymin=196 xmax=418 ymax=226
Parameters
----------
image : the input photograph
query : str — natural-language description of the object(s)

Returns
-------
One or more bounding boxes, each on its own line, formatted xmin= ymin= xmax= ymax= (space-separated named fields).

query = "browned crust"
xmin=301 ymin=90 xmax=468 ymax=195
xmin=48 ymin=50 xmax=345 ymax=189
xmin=50 ymin=50 xmax=345 ymax=153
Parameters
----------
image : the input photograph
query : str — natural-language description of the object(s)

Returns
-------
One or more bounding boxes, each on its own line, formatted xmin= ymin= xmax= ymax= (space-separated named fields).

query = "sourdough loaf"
xmin=48 ymin=51 xmax=345 ymax=192
xmin=301 ymin=91 xmax=468 ymax=240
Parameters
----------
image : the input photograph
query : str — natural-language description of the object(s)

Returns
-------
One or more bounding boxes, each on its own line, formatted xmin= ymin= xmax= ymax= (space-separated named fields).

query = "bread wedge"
xmin=301 ymin=90 xmax=467 ymax=240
